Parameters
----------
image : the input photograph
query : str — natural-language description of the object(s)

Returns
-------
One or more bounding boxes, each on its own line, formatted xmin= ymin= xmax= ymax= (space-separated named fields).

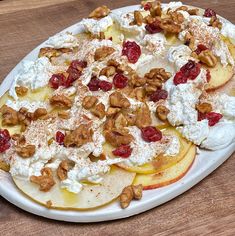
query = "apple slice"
xmin=103 ymin=128 xmax=192 ymax=174
xmin=133 ymin=145 xmax=196 ymax=190
xmin=13 ymin=166 xmax=135 ymax=210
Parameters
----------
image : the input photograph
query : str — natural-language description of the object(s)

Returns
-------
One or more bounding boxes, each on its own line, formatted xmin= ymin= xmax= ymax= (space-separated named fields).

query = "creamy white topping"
xmin=143 ymin=33 xmax=166 ymax=55
xmin=79 ymin=16 xmax=113 ymax=35
xmin=167 ymin=45 xmax=193 ymax=71
xmin=47 ymin=32 xmax=79 ymax=48
xmin=9 ymin=57 xmax=54 ymax=100
xmin=5 ymin=100 xmax=48 ymax=112
xmin=221 ymin=20 xmax=235 ymax=40
xmin=162 ymin=1 xmax=183 ymax=12
xmin=165 ymin=135 xmax=181 ymax=156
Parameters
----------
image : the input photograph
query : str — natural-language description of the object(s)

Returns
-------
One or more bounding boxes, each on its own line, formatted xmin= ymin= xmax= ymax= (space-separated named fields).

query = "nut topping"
xmin=106 ymin=107 xmax=121 ymax=117
xmin=34 ymin=108 xmax=47 ymax=119
xmin=196 ymin=102 xmax=212 ymax=114
xmin=156 ymin=105 xmax=170 ymax=121
xmin=64 ymin=124 xmax=93 ymax=147
xmin=109 ymin=92 xmax=130 ymax=108
xmin=135 ymin=104 xmax=152 ymax=128
xmin=82 ymin=96 xmax=98 ymax=109
xmin=16 ymin=144 xmax=36 ymax=158
xmin=99 ymin=66 xmax=116 ymax=77
xmin=120 ymin=184 xmax=143 ymax=209
xmin=0 ymin=105 xmax=19 ymax=126
xmin=15 ymin=86 xmax=28 ymax=97
xmin=30 ymin=167 xmax=55 ymax=192
xmin=50 ymin=94 xmax=73 ymax=108
xmin=57 ymin=160 xmax=69 ymax=181
xmin=133 ymin=11 xmax=144 ymax=26
xmin=94 ymin=46 xmax=115 ymax=61
xmin=91 ymin=103 xmax=106 ymax=119
xmin=89 ymin=5 xmax=110 ymax=19
xmin=198 ymin=50 xmax=217 ymax=67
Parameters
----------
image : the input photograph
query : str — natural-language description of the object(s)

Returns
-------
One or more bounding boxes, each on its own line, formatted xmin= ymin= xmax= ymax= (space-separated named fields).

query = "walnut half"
xmin=89 ymin=5 xmax=110 ymax=19
xmin=15 ymin=144 xmax=36 ymax=158
xmin=198 ymin=50 xmax=217 ymax=68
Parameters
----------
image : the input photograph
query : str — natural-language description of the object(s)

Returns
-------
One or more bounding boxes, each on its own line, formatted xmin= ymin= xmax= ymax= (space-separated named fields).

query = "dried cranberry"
xmin=145 ymin=20 xmax=162 ymax=34
xmin=194 ymin=44 xmax=208 ymax=55
xmin=112 ymin=145 xmax=132 ymax=158
xmin=141 ymin=126 xmax=162 ymax=142
xmin=206 ymin=112 xmax=223 ymax=126
xmin=56 ymin=131 xmax=65 ymax=145
xmin=113 ymin=73 xmax=128 ymax=89
xmin=87 ymin=78 xmax=100 ymax=91
xmin=67 ymin=67 xmax=81 ymax=81
xmin=149 ymin=89 xmax=168 ymax=102
xmin=180 ymin=60 xmax=201 ymax=80
xmin=206 ymin=69 xmax=211 ymax=82
xmin=204 ymin=8 xmax=216 ymax=17
xmin=49 ymin=73 xmax=66 ymax=89
xmin=173 ymin=71 xmax=188 ymax=85
xmin=144 ymin=2 xmax=152 ymax=11
xmin=98 ymin=80 xmax=113 ymax=91
xmin=71 ymin=60 xmax=87 ymax=69
xmin=122 ymin=41 xmax=141 ymax=64
xmin=198 ymin=112 xmax=207 ymax=121
xmin=0 ymin=129 xmax=11 ymax=153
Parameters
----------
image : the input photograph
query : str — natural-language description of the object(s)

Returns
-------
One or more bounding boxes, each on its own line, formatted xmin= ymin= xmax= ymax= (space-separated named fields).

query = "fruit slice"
xmin=133 ymin=145 xmax=196 ymax=190
xmin=104 ymin=128 xmax=192 ymax=174
xmin=13 ymin=166 xmax=135 ymax=210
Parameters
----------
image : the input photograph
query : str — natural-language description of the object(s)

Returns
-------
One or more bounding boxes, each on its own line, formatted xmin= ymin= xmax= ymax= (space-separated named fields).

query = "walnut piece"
xmin=210 ymin=16 xmax=222 ymax=29
xmin=196 ymin=102 xmax=212 ymax=114
xmin=89 ymin=5 xmax=110 ymax=19
xmin=109 ymin=92 xmax=130 ymax=108
xmin=94 ymin=46 xmax=115 ymax=61
xmin=129 ymin=73 xmax=146 ymax=87
xmin=103 ymin=118 xmax=115 ymax=131
xmin=46 ymin=200 xmax=53 ymax=208
xmin=50 ymin=95 xmax=72 ymax=108
xmin=169 ymin=11 xmax=185 ymax=24
xmin=0 ymin=160 xmax=10 ymax=172
xmin=39 ymin=47 xmax=72 ymax=59
xmin=58 ymin=111 xmax=70 ymax=119
xmin=34 ymin=108 xmax=47 ymax=119
xmin=0 ymin=105 xmax=19 ymax=126
xmin=198 ymin=50 xmax=217 ymax=67
xmin=82 ymin=96 xmax=98 ymax=109
xmin=91 ymin=103 xmax=106 ymax=119
xmin=133 ymin=11 xmax=144 ymax=26
xmin=30 ymin=168 xmax=55 ymax=192
xmin=156 ymin=105 xmax=170 ymax=121
xmin=187 ymin=8 xmax=199 ymax=15
xmin=120 ymin=184 xmax=143 ymax=209
xmin=114 ymin=113 xmax=128 ymax=129
xmin=104 ymin=129 xmax=133 ymax=147
xmin=106 ymin=107 xmax=121 ymax=117
xmin=16 ymin=144 xmax=36 ymax=158
xmin=64 ymin=124 xmax=93 ymax=147
xmin=160 ymin=18 xmax=181 ymax=33
xmin=15 ymin=86 xmax=28 ymax=97
xmin=57 ymin=160 xmax=69 ymax=181
xmin=99 ymin=66 xmax=116 ymax=77
xmin=135 ymin=104 xmax=152 ymax=128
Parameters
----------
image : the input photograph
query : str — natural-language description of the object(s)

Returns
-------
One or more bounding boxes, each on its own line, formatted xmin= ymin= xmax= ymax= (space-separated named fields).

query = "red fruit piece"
xmin=198 ymin=112 xmax=207 ymax=121
xmin=204 ymin=8 xmax=216 ymax=17
xmin=180 ymin=60 xmax=201 ymax=80
xmin=145 ymin=20 xmax=162 ymax=34
xmin=113 ymin=73 xmax=128 ymax=89
xmin=56 ymin=131 xmax=65 ymax=145
xmin=0 ymin=129 xmax=11 ymax=153
xmin=70 ymin=60 xmax=87 ymax=70
xmin=112 ymin=145 xmax=132 ymax=158
xmin=122 ymin=41 xmax=141 ymax=64
xmin=149 ymin=89 xmax=168 ymax=102
xmin=143 ymin=2 xmax=151 ymax=10
xmin=206 ymin=69 xmax=211 ymax=82
xmin=87 ymin=78 xmax=100 ymax=91
xmin=141 ymin=126 xmax=162 ymax=142
xmin=173 ymin=71 xmax=188 ymax=85
xmin=49 ymin=73 xmax=66 ymax=89
xmin=194 ymin=44 xmax=208 ymax=55
xmin=98 ymin=80 xmax=113 ymax=92
xmin=206 ymin=112 xmax=223 ymax=126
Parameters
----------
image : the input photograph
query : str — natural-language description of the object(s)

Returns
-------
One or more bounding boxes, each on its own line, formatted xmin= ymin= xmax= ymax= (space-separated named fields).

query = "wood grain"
xmin=0 ymin=0 xmax=235 ymax=235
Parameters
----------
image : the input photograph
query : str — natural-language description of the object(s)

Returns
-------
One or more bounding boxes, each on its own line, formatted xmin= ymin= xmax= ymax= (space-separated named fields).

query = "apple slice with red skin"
xmin=133 ymin=145 xmax=196 ymax=190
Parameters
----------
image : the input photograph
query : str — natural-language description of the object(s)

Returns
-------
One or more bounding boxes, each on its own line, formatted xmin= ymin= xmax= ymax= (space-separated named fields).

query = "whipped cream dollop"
xmin=9 ymin=57 xmax=54 ymax=100
xmin=167 ymin=45 xmax=193 ymax=71
xmin=162 ymin=1 xmax=183 ymax=12
xmin=79 ymin=15 xmax=113 ymax=35
xmin=47 ymin=32 xmax=79 ymax=48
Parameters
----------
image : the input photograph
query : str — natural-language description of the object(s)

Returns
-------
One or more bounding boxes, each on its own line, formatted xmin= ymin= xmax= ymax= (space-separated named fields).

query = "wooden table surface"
xmin=0 ymin=0 xmax=234 ymax=235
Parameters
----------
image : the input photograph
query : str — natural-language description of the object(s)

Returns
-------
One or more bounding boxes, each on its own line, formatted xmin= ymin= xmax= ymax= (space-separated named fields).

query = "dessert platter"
xmin=0 ymin=1 xmax=234 ymax=222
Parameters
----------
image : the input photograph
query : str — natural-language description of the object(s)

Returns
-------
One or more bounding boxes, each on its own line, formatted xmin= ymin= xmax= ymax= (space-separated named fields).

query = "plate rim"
xmin=0 ymin=3 xmax=234 ymax=223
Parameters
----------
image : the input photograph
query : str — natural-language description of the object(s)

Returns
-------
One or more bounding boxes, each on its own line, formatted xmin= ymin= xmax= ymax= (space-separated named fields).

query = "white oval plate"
xmin=0 ymin=4 xmax=234 ymax=222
